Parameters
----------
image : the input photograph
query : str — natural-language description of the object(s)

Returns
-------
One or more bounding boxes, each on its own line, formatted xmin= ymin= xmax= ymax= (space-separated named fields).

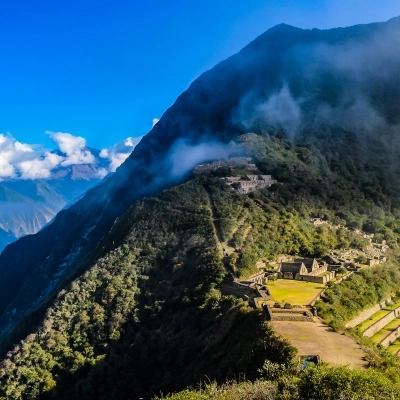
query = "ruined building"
xmin=193 ymin=157 xmax=257 ymax=174
xmin=221 ymin=174 xmax=278 ymax=193
xmin=277 ymin=258 xmax=335 ymax=283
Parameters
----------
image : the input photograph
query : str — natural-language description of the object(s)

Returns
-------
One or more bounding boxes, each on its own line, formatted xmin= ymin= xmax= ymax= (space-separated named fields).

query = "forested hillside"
xmin=0 ymin=177 xmax=297 ymax=399
xmin=2 ymin=17 xmax=400 ymax=341
xmin=3 ymin=17 xmax=400 ymax=400
xmin=2 ymin=125 xmax=400 ymax=398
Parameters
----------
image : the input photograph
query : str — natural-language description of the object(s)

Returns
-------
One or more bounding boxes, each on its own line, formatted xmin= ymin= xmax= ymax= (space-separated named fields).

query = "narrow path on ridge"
xmin=204 ymin=186 xmax=235 ymax=278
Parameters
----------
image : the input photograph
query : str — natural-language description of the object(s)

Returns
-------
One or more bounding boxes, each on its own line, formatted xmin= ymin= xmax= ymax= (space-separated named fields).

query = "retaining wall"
xmin=307 ymin=265 xmax=328 ymax=277
xmin=263 ymin=304 xmax=273 ymax=321
xmin=381 ymin=326 xmax=400 ymax=347
xmin=296 ymin=271 xmax=335 ymax=284
xmin=364 ymin=307 xmax=400 ymax=338
xmin=221 ymin=286 xmax=249 ymax=299
xmin=345 ymin=298 xmax=391 ymax=328
xmin=271 ymin=309 xmax=313 ymax=322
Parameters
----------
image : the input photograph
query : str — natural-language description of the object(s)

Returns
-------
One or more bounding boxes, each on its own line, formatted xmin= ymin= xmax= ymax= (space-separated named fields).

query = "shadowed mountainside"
xmin=1 ymin=17 xmax=400 ymax=343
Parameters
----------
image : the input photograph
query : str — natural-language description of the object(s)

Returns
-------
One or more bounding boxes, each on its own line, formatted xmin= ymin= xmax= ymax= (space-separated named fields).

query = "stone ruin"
xmin=277 ymin=258 xmax=335 ymax=284
xmin=229 ymin=174 xmax=278 ymax=193
xmin=193 ymin=157 xmax=257 ymax=174
xmin=263 ymin=303 xmax=314 ymax=322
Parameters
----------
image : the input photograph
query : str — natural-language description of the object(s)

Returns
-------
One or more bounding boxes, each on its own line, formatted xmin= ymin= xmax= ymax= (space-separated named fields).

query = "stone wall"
xmin=381 ymin=326 xmax=400 ymax=347
xmin=363 ymin=307 xmax=400 ymax=338
xmin=296 ymin=271 xmax=335 ymax=284
xmin=255 ymin=287 xmax=271 ymax=299
xmin=231 ymin=281 xmax=251 ymax=290
xmin=242 ymin=271 xmax=265 ymax=285
xmin=271 ymin=309 xmax=313 ymax=322
xmin=220 ymin=286 xmax=249 ymax=300
xmin=263 ymin=304 xmax=273 ymax=321
xmin=345 ymin=298 xmax=391 ymax=328
xmin=306 ymin=265 xmax=328 ymax=277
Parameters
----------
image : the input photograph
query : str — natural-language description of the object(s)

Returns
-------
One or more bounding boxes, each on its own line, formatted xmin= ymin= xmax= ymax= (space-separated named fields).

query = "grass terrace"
xmin=358 ymin=310 xmax=393 ymax=333
xmin=371 ymin=318 xmax=400 ymax=344
xmin=267 ymin=279 xmax=324 ymax=306
xmin=357 ymin=301 xmax=400 ymax=333
xmin=387 ymin=338 xmax=400 ymax=355
xmin=385 ymin=301 xmax=400 ymax=311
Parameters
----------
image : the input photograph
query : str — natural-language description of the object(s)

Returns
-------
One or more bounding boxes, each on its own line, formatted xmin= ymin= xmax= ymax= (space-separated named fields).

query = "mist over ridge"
xmin=1 ymin=16 xmax=400 ymax=345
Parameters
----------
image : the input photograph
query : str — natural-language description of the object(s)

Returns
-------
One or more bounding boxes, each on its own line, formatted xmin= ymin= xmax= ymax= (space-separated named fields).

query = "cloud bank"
xmin=0 ymin=132 xmax=141 ymax=181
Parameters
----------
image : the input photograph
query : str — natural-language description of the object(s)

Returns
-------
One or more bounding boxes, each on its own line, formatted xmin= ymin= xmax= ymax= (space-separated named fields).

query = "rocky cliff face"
xmin=1 ymin=17 xmax=400 ymax=341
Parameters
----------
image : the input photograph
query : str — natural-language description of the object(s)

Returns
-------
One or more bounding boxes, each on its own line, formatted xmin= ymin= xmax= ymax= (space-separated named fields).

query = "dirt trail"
xmin=204 ymin=188 xmax=236 ymax=279
xmin=240 ymin=225 xmax=253 ymax=249
xmin=272 ymin=319 xmax=368 ymax=367
xmin=204 ymin=190 xmax=224 ymax=250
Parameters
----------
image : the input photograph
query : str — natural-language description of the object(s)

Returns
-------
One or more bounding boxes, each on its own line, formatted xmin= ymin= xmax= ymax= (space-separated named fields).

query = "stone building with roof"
xmin=277 ymin=258 xmax=335 ymax=283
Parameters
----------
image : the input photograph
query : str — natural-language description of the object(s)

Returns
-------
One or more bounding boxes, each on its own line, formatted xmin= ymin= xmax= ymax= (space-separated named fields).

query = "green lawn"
xmin=267 ymin=279 xmax=324 ymax=305
xmin=387 ymin=338 xmax=400 ymax=355
xmin=385 ymin=301 xmax=400 ymax=311
xmin=357 ymin=301 xmax=400 ymax=333
xmin=371 ymin=318 xmax=400 ymax=344
xmin=358 ymin=310 xmax=391 ymax=333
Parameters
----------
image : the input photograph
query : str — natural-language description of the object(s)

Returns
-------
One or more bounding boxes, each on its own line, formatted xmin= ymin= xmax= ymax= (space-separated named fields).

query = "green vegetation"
xmin=358 ymin=309 xmax=393 ymax=333
xmin=0 ymin=179 xmax=296 ymax=400
xmin=267 ymin=279 xmax=323 ymax=305
xmin=387 ymin=338 xmax=400 ymax=355
xmin=316 ymin=260 xmax=400 ymax=331
xmin=3 ymin=128 xmax=400 ymax=398
xmin=156 ymin=363 xmax=400 ymax=400
xmin=371 ymin=318 xmax=400 ymax=344
xmin=315 ymin=253 xmax=400 ymax=382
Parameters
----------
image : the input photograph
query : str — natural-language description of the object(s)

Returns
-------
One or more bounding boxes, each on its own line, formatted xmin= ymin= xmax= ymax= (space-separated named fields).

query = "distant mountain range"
xmin=0 ymin=149 xmax=109 ymax=252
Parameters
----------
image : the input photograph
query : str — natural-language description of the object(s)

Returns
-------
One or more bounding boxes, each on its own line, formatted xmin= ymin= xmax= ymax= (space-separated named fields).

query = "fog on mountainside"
xmin=1 ymin=16 xmax=400 ymax=356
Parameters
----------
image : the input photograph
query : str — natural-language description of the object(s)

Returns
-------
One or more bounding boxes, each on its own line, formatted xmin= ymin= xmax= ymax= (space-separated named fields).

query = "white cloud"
xmin=152 ymin=118 xmax=160 ymax=128
xmin=0 ymin=131 xmax=142 ymax=180
xmin=18 ymin=152 xmax=63 ymax=180
xmin=100 ymin=136 xmax=142 ymax=172
xmin=46 ymin=131 xmax=95 ymax=166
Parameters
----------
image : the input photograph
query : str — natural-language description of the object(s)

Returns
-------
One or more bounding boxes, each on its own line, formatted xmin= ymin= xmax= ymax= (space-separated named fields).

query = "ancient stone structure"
xmin=269 ymin=308 xmax=314 ymax=322
xmin=278 ymin=262 xmax=308 ymax=279
xmin=310 ymin=218 xmax=327 ymax=226
xmin=229 ymin=174 xmax=278 ymax=193
xmin=363 ymin=306 xmax=400 ymax=338
xmin=193 ymin=157 xmax=257 ymax=174
xmin=381 ymin=325 xmax=400 ymax=347
xmin=277 ymin=258 xmax=335 ymax=283
xmin=241 ymin=271 xmax=266 ymax=285
xmin=221 ymin=271 xmax=271 ymax=303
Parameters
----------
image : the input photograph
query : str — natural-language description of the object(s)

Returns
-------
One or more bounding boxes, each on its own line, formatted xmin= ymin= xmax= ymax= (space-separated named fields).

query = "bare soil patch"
xmin=272 ymin=319 xmax=368 ymax=367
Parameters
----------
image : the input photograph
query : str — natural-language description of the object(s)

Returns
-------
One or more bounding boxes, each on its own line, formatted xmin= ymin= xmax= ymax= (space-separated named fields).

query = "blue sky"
xmin=2 ymin=0 xmax=400 ymax=150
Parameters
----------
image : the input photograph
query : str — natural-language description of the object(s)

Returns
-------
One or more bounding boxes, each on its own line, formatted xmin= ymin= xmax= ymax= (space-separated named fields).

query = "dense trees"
xmin=0 ymin=179 xmax=297 ymax=400
xmin=156 ymin=364 xmax=400 ymax=400
xmin=2 ymin=129 xmax=400 ymax=398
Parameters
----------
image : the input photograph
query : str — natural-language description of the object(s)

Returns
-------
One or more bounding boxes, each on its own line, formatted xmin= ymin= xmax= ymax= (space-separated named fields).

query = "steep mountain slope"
xmin=2 ymin=16 xmax=400 ymax=350
xmin=0 ymin=228 xmax=16 ymax=252
xmin=1 ymin=151 xmax=400 ymax=398
xmin=0 ymin=174 xmax=344 ymax=399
